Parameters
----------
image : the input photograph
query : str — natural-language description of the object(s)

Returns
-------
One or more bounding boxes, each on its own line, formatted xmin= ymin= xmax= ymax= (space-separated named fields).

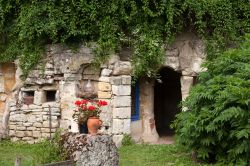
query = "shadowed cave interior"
xmin=154 ymin=67 xmax=182 ymax=137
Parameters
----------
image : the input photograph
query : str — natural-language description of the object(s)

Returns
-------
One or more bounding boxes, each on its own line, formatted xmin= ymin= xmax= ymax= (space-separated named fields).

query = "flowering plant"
xmin=72 ymin=99 xmax=108 ymax=124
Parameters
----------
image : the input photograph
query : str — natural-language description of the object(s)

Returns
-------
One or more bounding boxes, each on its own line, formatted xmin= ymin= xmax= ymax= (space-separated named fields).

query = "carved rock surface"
xmin=61 ymin=133 xmax=119 ymax=166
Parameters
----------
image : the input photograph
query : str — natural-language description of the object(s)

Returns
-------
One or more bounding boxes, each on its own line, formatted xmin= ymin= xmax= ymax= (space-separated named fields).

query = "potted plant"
xmin=73 ymin=99 xmax=108 ymax=134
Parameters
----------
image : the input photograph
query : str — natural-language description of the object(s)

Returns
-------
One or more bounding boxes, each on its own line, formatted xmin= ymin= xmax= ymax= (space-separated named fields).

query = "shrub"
xmin=172 ymin=34 xmax=250 ymax=165
xmin=121 ymin=134 xmax=135 ymax=146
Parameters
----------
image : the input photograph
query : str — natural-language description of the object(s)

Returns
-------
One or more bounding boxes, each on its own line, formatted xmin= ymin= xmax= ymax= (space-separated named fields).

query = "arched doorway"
xmin=154 ymin=68 xmax=182 ymax=136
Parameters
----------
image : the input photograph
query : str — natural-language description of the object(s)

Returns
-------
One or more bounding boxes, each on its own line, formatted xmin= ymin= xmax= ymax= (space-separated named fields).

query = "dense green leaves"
xmin=0 ymin=0 xmax=249 ymax=78
xmin=173 ymin=34 xmax=250 ymax=165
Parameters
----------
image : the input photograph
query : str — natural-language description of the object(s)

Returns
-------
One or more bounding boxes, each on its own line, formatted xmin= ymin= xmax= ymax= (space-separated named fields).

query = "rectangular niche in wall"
xmin=23 ymin=91 xmax=35 ymax=105
xmin=45 ymin=90 xmax=56 ymax=102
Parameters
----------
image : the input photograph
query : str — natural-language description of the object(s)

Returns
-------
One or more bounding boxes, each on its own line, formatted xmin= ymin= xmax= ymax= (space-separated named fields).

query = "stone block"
xmin=9 ymin=130 xmax=15 ymax=136
xmin=9 ymin=114 xmax=27 ymax=122
xmin=41 ymin=128 xmax=56 ymax=133
xmin=9 ymin=125 xmax=16 ymax=130
xmin=98 ymin=82 xmax=111 ymax=92
xmin=33 ymin=131 xmax=41 ymax=138
xmin=123 ymin=119 xmax=131 ymax=134
xmin=122 ymin=76 xmax=131 ymax=85
xmin=27 ymin=127 xmax=36 ymax=130
xmin=99 ymin=76 xmax=110 ymax=83
xmin=28 ymin=116 xmax=37 ymax=123
xmin=43 ymin=121 xmax=59 ymax=128
xmin=33 ymin=122 xmax=42 ymax=127
xmin=28 ymin=104 xmax=41 ymax=109
xmin=23 ymin=123 xmax=33 ymax=127
xmin=42 ymin=102 xmax=60 ymax=108
xmin=51 ymin=116 xmax=58 ymax=120
xmin=112 ymin=135 xmax=123 ymax=148
xmin=42 ymin=115 xmax=48 ymax=120
xmin=36 ymin=117 xmax=43 ymax=122
xmin=16 ymin=131 xmax=25 ymax=137
xmin=34 ymin=90 xmax=45 ymax=105
xmin=112 ymin=85 xmax=131 ymax=96
xmin=110 ymin=77 xmax=122 ymax=85
xmin=101 ymin=68 xmax=112 ymax=76
xmin=113 ymin=96 xmax=131 ymax=107
xmin=112 ymin=61 xmax=132 ymax=75
xmin=24 ymin=131 xmax=33 ymax=137
xmin=98 ymin=91 xmax=112 ymax=99
xmin=16 ymin=126 xmax=26 ymax=131
xmin=113 ymin=107 xmax=131 ymax=119
xmin=112 ymin=119 xmax=124 ymax=134
xmin=21 ymin=105 xmax=29 ymax=110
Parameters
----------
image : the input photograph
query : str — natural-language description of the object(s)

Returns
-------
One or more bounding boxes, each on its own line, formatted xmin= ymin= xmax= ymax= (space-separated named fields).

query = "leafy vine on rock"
xmin=0 ymin=0 xmax=249 ymax=78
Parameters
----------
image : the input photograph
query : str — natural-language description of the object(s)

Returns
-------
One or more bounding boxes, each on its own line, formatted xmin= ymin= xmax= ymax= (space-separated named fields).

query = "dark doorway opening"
xmin=154 ymin=68 xmax=182 ymax=136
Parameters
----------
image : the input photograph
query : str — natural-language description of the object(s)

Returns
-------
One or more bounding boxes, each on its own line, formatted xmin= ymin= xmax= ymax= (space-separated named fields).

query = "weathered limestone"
xmin=112 ymin=61 xmax=132 ymax=75
xmin=113 ymin=107 xmax=131 ymax=119
xmin=140 ymin=79 xmax=159 ymax=143
xmin=1 ymin=32 xmax=205 ymax=144
xmin=113 ymin=96 xmax=131 ymax=107
xmin=181 ymin=76 xmax=193 ymax=101
xmin=112 ymin=85 xmax=131 ymax=96
xmin=61 ymin=133 xmax=119 ymax=166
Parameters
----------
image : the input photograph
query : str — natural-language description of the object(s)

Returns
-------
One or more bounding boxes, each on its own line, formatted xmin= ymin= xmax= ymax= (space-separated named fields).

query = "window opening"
xmin=23 ymin=91 xmax=35 ymax=105
xmin=45 ymin=90 xmax=56 ymax=102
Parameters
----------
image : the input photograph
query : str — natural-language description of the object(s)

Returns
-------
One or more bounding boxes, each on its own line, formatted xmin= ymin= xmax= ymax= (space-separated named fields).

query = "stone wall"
xmin=1 ymin=32 xmax=206 ymax=145
xmin=4 ymin=44 xmax=132 ymax=145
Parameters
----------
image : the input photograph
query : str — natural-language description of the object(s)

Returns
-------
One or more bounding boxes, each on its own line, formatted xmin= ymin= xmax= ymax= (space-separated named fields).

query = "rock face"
xmin=0 ymin=32 xmax=206 ymax=145
xmin=61 ymin=133 xmax=119 ymax=166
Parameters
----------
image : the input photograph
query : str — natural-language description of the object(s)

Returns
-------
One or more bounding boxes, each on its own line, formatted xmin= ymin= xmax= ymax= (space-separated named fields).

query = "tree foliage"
xmin=172 ymin=34 xmax=250 ymax=165
xmin=0 ymin=0 xmax=249 ymax=78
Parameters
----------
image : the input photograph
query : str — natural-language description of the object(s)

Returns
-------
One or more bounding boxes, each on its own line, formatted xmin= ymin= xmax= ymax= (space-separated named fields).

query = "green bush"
xmin=173 ymin=34 xmax=250 ymax=165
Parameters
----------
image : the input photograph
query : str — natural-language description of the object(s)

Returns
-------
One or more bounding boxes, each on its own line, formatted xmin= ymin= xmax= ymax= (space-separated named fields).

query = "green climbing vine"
xmin=0 ymin=0 xmax=249 ymax=78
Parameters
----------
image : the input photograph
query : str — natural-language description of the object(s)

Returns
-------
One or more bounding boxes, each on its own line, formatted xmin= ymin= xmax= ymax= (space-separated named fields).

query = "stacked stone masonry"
xmin=0 ymin=32 xmax=206 ymax=146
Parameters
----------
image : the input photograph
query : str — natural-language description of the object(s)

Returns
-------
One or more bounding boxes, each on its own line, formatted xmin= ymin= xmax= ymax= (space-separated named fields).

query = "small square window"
xmin=45 ymin=90 xmax=56 ymax=102
xmin=23 ymin=91 xmax=34 ymax=105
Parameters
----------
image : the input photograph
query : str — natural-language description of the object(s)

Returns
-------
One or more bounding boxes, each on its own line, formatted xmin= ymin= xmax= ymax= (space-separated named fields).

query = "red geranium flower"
xmin=81 ymin=99 xmax=88 ymax=104
xmin=98 ymin=100 xmax=108 ymax=106
xmin=88 ymin=105 xmax=95 ymax=111
xmin=75 ymin=100 xmax=81 ymax=106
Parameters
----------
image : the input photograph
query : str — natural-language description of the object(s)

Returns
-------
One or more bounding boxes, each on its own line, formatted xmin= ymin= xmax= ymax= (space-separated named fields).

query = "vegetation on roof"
xmin=0 ymin=0 xmax=249 ymax=78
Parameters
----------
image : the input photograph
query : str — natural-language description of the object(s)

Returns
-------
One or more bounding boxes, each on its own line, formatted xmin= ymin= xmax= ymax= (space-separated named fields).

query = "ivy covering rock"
xmin=0 ymin=0 xmax=249 ymax=78
xmin=173 ymin=34 xmax=250 ymax=165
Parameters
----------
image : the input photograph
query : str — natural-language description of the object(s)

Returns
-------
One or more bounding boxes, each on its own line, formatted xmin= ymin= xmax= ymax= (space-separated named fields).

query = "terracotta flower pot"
xmin=87 ymin=117 xmax=102 ymax=135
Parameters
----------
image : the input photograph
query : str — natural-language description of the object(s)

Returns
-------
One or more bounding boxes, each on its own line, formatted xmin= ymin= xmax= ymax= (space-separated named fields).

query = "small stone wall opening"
xmin=154 ymin=68 xmax=182 ymax=136
xmin=45 ymin=90 xmax=56 ymax=102
xmin=23 ymin=91 xmax=35 ymax=105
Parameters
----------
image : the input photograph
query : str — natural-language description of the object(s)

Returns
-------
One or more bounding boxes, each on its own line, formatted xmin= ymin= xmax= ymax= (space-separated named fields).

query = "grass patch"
xmin=119 ymin=144 xmax=217 ymax=166
xmin=0 ymin=139 xmax=66 ymax=166
xmin=1 ymin=138 xmax=220 ymax=166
